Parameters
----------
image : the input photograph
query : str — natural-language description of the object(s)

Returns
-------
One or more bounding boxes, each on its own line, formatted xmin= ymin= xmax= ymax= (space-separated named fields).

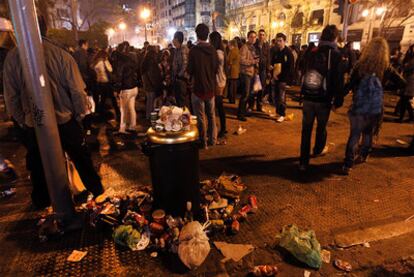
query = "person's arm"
xmin=3 ymin=52 xmax=25 ymax=127
xmin=63 ymin=54 xmax=88 ymax=121
xmin=187 ymin=49 xmax=194 ymax=76
xmin=105 ymin=60 xmax=113 ymax=73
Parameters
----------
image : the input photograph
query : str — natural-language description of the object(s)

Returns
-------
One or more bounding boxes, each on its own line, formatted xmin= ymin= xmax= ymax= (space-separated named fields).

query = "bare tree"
xmin=378 ymin=0 xmax=414 ymax=36
xmin=224 ymin=10 xmax=255 ymax=37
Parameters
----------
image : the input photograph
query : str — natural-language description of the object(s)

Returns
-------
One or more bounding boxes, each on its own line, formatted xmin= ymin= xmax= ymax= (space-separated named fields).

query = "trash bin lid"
xmin=147 ymin=124 xmax=199 ymax=144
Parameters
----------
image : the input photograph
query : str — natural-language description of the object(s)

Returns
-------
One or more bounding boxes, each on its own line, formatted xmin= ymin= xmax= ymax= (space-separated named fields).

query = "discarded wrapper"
xmin=321 ymin=249 xmax=331 ymax=263
xmin=67 ymin=250 xmax=87 ymax=262
xmin=136 ymin=231 xmax=150 ymax=251
xmin=334 ymin=259 xmax=352 ymax=272
xmin=252 ymin=265 xmax=278 ymax=276
xmin=304 ymin=270 xmax=311 ymax=277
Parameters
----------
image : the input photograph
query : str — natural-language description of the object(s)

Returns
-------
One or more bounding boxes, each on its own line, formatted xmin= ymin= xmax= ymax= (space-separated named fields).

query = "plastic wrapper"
xmin=113 ymin=225 xmax=142 ymax=251
xmin=276 ymin=224 xmax=322 ymax=269
xmin=178 ymin=221 xmax=210 ymax=269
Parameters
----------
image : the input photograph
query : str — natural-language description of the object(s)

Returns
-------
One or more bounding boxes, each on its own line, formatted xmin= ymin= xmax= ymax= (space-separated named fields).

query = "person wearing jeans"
xmin=300 ymin=101 xmax=331 ymax=167
xmin=187 ymin=24 xmax=219 ymax=148
xmin=119 ymin=87 xmax=138 ymax=133
xmin=192 ymin=94 xmax=217 ymax=146
xmin=238 ymin=31 xmax=258 ymax=121
xmin=272 ymin=81 xmax=287 ymax=118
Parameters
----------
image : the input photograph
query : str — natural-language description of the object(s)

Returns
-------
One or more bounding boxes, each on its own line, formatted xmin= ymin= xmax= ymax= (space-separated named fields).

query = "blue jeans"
xmin=300 ymin=101 xmax=331 ymax=166
xmin=192 ymin=94 xmax=217 ymax=146
xmin=271 ymin=81 xmax=287 ymax=116
xmin=238 ymin=74 xmax=254 ymax=118
xmin=344 ymin=114 xmax=379 ymax=168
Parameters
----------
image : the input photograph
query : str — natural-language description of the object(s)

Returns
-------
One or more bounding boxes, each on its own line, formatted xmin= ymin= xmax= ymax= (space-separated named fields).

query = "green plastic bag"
xmin=276 ymin=224 xmax=322 ymax=269
xmin=113 ymin=225 xmax=141 ymax=251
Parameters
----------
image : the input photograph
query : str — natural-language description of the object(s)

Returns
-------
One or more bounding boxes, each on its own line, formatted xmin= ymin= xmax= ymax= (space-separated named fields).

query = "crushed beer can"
xmin=238 ymin=204 xmax=252 ymax=217
xmin=248 ymin=195 xmax=258 ymax=213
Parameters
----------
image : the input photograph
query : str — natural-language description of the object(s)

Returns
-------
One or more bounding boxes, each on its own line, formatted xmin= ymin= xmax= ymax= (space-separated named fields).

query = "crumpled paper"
xmin=214 ymin=241 xmax=255 ymax=263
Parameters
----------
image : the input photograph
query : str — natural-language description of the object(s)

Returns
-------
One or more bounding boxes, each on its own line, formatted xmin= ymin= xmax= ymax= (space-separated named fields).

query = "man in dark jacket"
xmin=299 ymin=25 xmax=345 ymax=171
xmin=172 ymin=31 xmax=189 ymax=107
xmin=3 ymin=24 xmax=104 ymax=209
xmin=73 ymin=39 xmax=91 ymax=91
xmin=248 ymin=29 xmax=270 ymax=112
xmin=271 ymin=33 xmax=294 ymax=123
xmin=187 ymin=23 xmax=218 ymax=148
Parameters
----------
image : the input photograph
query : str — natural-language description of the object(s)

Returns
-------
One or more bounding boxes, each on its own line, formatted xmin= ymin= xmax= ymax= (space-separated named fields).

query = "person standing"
xmin=270 ymin=33 xmax=294 ymax=123
xmin=248 ymin=29 xmax=270 ymax=112
xmin=299 ymin=25 xmax=345 ymax=171
xmin=342 ymin=37 xmax=406 ymax=174
xmin=227 ymin=39 xmax=240 ymax=104
xmin=73 ymin=40 xmax=90 ymax=89
xmin=209 ymin=31 xmax=227 ymax=139
xmin=113 ymin=42 xmax=139 ymax=134
xmin=238 ymin=30 xmax=258 ymax=121
xmin=141 ymin=45 xmax=163 ymax=119
xmin=172 ymin=31 xmax=189 ymax=107
xmin=187 ymin=23 xmax=219 ymax=148
xmin=399 ymin=45 xmax=414 ymax=122
xmin=3 ymin=26 xmax=104 ymax=209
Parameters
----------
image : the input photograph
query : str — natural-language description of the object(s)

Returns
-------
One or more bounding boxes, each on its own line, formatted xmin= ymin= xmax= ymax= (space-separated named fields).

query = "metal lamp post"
xmin=141 ymin=8 xmax=150 ymax=42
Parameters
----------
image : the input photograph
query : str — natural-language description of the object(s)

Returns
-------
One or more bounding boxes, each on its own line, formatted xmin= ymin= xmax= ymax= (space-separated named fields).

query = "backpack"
xmin=302 ymin=48 xmax=331 ymax=98
xmin=351 ymin=74 xmax=383 ymax=115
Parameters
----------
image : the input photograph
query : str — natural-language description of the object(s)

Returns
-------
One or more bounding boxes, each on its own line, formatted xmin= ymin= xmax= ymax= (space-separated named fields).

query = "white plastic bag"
xmin=253 ymin=74 xmax=262 ymax=93
xmin=86 ymin=96 xmax=95 ymax=114
xmin=178 ymin=221 xmax=210 ymax=269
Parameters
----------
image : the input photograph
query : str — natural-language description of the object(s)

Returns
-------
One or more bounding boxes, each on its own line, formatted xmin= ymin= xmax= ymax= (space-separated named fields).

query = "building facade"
xmin=225 ymin=0 xmax=414 ymax=51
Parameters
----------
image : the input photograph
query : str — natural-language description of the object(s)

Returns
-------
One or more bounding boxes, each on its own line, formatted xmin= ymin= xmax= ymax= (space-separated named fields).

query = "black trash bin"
xmin=142 ymin=125 xmax=200 ymax=218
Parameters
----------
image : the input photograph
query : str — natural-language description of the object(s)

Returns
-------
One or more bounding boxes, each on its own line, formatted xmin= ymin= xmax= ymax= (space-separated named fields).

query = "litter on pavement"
xmin=214 ymin=241 xmax=255 ymax=263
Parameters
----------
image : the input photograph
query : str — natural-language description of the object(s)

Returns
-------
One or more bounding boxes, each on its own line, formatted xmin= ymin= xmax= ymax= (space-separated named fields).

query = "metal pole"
xmin=342 ymin=0 xmax=350 ymax=43
xmin=145 ymin=24 xmax=147 ymax=42
xmin=70 ymin=0 xmax=79 ymax=42
xmin=8 ymin=0 xmax=75 ymax=220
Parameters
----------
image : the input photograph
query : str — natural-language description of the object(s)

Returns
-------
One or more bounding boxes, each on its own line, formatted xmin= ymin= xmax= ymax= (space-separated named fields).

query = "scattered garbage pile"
xmin=77 ymin=173 xmax=258 ymax=269
xmin=151 ymin=106 xmax=194 ymax=132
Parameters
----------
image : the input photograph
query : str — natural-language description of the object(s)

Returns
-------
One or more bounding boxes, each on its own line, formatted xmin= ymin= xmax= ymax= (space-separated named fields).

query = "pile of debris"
xmin=77 ymin=173 xmax=258 ymax=269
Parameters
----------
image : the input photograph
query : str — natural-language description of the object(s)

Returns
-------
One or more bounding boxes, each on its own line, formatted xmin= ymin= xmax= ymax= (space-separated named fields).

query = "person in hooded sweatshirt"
xmin=187 ymin=23 xmax=219 ymax=149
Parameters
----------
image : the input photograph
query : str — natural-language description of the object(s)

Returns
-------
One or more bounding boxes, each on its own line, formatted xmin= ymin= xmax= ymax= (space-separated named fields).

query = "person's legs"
xmin=313 ymin=102 xmax=331 ymax=154
xmin=276 ymin=82 xmax=287 ymax=117
xmin=300 ymin=101 xmax=316 ymax=167
xmin=127 ymin=87 xmax=138 ymax=130
xmin=24 ymin=128 xmax=51 ymax=208
xmin=215 ymin=95 xmax=226 ymax=137
xmin=360 ymin=115 xmax=376 ymax=159
xmin=399 ymin=95 xmax=408 ymax=121
xmin=256 ymin=70 xmax=267 ymax=111
xmin=205 ymin=97 xmax=217 ymax=145
xmin=238 ymin=74 xmax=252 ymax=119
xmin=146 ymin=91 xmax=156 ymax=120
xmin=229 ymin=79 xmax=237 ymax=104
xmin=344 ymin=114 xmax=364 ymax=168
xmin=191 ymin=94 xmax=207 ymax=146
xmin=59 ymin=119 xmax=104 ymax=197
xmin=119 ymin=90 xmax=128 ymax=133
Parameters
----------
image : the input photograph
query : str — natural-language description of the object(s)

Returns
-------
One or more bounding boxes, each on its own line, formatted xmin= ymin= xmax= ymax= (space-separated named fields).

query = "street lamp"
xmin=106 ymin=28 xmax=115 ymax=45
xmin=118 ymin=22 xmax=127 ymax=41
xmin=376 ymin=7 xmax=386 ymax=16
xmin=362 ymin=9 xmax=370 ymax=18
xmin=141 ymin=8 xmax=151 ymax=42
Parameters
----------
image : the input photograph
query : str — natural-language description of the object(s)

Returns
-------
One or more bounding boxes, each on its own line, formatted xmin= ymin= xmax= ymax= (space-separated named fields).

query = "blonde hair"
xmin=356 ymin=37 xmax=390 ymax=80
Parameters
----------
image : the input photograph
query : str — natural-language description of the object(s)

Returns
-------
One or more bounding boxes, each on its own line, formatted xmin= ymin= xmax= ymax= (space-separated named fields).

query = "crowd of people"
xmin=2 ymin=17 xmax=414 ymax=214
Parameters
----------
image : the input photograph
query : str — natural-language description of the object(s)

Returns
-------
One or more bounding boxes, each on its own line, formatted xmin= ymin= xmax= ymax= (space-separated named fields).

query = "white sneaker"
xmin=314 ymin=146 xmax=329 ymax=157
xmin=276 ymin=116 xmax=285 ymax=123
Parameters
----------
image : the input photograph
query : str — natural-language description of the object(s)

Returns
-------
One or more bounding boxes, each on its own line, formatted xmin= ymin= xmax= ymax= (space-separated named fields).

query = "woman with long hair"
xmin=343 ymin=37 xmax=405 ymax=174
xmin=92 ymin=49 xmax=118 ymax=119
xmin=209 ymin=31 xmax=227 ymax=139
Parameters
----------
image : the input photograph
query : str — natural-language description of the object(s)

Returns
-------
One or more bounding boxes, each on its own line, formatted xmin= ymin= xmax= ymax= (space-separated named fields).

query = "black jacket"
xmin=254 ymin=41 xmax=270 ymax=73
xmin=114 ymin=52 xmax=139 ymax=91
xmin=303 ymin=42 xmax=345 ymax=107
xmin=141 ymin=51 xmax=162 ymax=94
xmin=271 ymin=46 xmax=294 ymax=84
xmin=187 ymin=42 xmax=218 ymax=99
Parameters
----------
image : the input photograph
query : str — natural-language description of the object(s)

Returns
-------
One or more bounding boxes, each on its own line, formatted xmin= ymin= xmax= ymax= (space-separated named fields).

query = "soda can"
xmin=225 ymin=204 xmax=234 ymax=215
xmin=152 ymin=209 xmax=166 ymax=225
xmin=248 ymin=195 xmax=258 ymax=213
xmin=231 ymin=219 xmax=240 ymax=234
xmin=239 ymin=204 xmax=252 ymax=217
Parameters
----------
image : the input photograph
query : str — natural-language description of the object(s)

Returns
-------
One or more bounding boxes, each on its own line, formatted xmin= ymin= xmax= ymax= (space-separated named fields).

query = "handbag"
xmin=65 ymin=153 xmax=86 ymax=195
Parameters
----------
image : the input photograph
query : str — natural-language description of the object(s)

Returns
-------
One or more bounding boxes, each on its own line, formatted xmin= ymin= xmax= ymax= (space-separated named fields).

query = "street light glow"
xmin=167 ymin=27 xmax=177 ymax=37
xmin=106 ymin=28 xmax=115 ymax=37
xmin=230 ymin=27 xmax=238 ymax=33
xmin=271 ymin=21 xmax=278 ymax=28
xmin=118 ymin=22 xmax=127 ymax=30
xmin=376 ymin=7 xmax=386 ymax=16
xmin=362 ymin=9 xmax=370 ymax=17
xmin=141 ymin=8 xmax=151 ymax=20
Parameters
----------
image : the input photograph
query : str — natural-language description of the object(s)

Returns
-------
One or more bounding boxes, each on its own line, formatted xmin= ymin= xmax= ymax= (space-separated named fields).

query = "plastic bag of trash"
xmin=113 ymin=225 xmax=141 ymax=251
xmin=276 ymin=224 xmax=322 ymax=269
xmin=178 ymin=221 xmax=210 ymax=269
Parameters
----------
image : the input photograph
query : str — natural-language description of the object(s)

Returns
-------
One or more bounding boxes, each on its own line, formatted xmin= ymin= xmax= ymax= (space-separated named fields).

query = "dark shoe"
xmin=299 ymin=164 xmax=308 ymax=172
xmin=218 ymin=130 xmax=227 ymax=138
xmin=73 ymin=190 xmax=90 ymax=206
xmin=238 ymin=116 xmax=247 ymax=122
xmin=341 ymin=165 xmax=351 ymax=175
xmin=355 ymin=155 xmax=368 ymax=164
